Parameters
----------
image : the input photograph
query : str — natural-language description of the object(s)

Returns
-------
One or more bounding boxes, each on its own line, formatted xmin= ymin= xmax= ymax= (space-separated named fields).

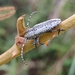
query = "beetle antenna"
xmin=21 ymin=39 xmax=27 ymax=65
xmin=27 ymin=11 xmax=40 ymax=27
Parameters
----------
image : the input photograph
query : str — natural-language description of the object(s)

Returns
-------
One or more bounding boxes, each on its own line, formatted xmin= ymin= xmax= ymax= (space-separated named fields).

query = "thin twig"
xmin=0 ymin=6 xmax=16 ymax=20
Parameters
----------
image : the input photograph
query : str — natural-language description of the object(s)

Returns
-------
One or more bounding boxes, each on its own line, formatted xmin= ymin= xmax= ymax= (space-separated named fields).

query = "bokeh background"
xmin=0 ymin=0 xmax=75 ymax=75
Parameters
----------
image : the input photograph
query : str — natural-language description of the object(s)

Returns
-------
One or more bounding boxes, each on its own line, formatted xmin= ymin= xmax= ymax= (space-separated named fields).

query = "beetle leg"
xmin=50 ymin=28 xmax=65 ymax=35
xmin=33 ymin=37 xmax=44 ymax=47
xmin=57 ymin=28 xmax=65 ymax=35
xmin=33 ymin=37 xmax=38 ymax=47
xmin=37 ymin=37 xmax=44 ymax=45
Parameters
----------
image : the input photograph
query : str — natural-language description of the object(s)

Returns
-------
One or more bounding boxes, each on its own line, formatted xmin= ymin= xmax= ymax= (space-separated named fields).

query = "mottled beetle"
xmin=20 ymin=11 xmax=64 ymax=65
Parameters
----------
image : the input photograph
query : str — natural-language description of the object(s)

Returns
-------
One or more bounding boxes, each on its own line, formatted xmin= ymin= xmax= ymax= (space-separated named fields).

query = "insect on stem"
xmin=21 ymin=11 xmax=64 ymax=65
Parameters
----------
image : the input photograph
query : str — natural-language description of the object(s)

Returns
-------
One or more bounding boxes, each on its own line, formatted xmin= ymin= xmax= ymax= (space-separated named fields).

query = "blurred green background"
xmin=0 ymin=0 xmax=75 ymax=75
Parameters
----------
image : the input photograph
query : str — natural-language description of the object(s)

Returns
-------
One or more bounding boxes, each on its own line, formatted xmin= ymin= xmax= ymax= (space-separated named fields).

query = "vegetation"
xmin=0 ymin=0 xmax=75 ymax=75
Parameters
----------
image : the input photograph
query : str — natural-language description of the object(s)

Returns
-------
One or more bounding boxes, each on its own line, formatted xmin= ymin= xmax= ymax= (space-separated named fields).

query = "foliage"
xmin=59 ymin=58 xmax=72 ymax=75
xmin=68 ymin=56 xmax=75 ymax=75
xmin=0 ymin=0 xmax=75 ymax=75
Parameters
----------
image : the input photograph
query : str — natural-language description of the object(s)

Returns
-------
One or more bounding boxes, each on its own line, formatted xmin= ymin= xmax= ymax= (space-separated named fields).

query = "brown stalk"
xmin=0 ymin=14 xmax=75 ymax=66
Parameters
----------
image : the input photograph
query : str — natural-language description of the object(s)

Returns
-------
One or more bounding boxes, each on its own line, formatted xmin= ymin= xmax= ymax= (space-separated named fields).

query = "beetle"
xmin=20 ymin=11 xmax=64 ymax=65
xmin=25 ymin=18 xmax=62 ymax=45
